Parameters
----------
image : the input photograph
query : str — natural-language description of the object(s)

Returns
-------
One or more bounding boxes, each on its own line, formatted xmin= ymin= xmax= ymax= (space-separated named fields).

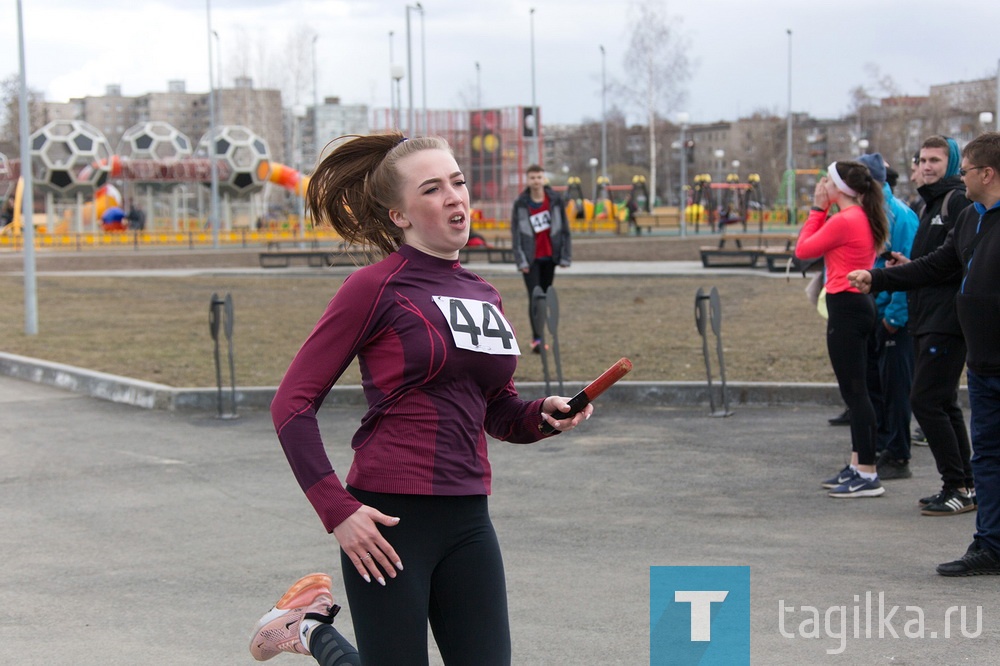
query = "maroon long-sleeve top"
xmin=271 ymin=244 xmax=549 ymax=532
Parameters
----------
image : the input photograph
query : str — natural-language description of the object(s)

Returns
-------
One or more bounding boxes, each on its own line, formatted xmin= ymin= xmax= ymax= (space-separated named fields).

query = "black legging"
xmin=339 ymin=488 xmax=511 ymax=666
xmin=523 ymin=257 xmax=557 ymax=340
xmin=825 ymin=291 xmax=879 ymax=466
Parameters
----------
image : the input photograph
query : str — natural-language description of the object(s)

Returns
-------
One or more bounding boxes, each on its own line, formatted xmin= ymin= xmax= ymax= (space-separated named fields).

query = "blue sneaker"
xmin=829 ymin=475 xmax=885 ymax=498
xmin=821 ymin=465 xmax=857 ymax=489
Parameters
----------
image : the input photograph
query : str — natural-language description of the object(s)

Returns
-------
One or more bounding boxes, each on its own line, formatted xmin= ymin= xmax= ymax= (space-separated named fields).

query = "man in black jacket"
xmin=876 ymin=137 xmax=974 ymax=504
xmin=849 ymin=131 xmax=1000 ymax=575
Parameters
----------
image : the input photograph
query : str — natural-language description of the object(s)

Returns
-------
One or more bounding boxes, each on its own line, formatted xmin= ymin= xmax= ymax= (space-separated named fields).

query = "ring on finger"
xmin=362 ymin=552 xmax=373 ymax=560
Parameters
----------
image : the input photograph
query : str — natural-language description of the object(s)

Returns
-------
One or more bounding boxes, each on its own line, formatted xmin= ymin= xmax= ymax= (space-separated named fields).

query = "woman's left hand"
xmin=540 ymin=396 xmax=594 ymax=432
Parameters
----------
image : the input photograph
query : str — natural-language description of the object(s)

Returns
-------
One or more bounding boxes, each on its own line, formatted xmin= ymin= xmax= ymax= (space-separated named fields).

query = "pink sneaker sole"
xmin=249 ymin=573 xmax=335 ymax=661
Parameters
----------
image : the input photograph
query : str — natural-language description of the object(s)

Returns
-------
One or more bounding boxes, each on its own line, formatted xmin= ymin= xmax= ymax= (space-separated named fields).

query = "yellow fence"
xmin=0 ymin=228 xmax=347 ymax=251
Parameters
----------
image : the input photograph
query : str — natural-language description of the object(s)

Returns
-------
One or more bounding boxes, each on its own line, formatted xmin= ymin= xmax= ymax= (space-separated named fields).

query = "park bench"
xmin=699 ymin=232 xmax=799 ymax=268
xmin=459 ymin=235 xmax=515 ymax=264
xmin=631 ymin=207 xmax=681 ymax=234
xmin=259 ymin=241 xmax=368 ymax=268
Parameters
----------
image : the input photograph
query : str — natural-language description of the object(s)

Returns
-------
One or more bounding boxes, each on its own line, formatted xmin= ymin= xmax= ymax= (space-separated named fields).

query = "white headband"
xmin=827 ymin=162 xmax=858 ymax=198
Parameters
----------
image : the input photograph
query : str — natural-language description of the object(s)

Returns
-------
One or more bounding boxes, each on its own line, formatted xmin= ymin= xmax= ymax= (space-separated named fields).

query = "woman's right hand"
xmin=813 ymin=177 xmax=830 ymax=211
xmin=333 ymin=505 xmax=403 ymax=585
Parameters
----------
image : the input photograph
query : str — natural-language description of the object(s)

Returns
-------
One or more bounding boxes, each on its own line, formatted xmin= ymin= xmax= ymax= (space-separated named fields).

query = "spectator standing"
xmin=906 ymin=136 xmax=974 ymax=515
xmin=796 ymin=161 xmax=889 ymax=498
xmin=511 ymin=165 xmax=572 ymax=353
xmin=849 ymin=131 xmax=1000 ymax=574
xmin=857 ymin=153 xmax=919 ymax=480
xmin=1 ymin=197 xmax=14 ymax=227
xmin=127 ymin=204 xmax=146 ymax=231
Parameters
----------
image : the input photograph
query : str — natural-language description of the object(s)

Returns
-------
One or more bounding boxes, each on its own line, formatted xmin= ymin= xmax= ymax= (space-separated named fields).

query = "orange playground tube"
xmin=257 ymin=161 xmax=308 ymax=197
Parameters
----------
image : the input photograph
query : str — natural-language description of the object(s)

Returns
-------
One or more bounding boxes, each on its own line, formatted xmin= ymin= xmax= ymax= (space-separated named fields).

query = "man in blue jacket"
xmin=858 ymin=154 xmax=919 ymax=482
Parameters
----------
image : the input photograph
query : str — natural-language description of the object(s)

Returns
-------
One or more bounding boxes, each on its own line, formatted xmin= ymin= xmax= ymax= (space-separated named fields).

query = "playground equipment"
xmin=563 ymin=176 xmax=595 ymax=221
xmin=777 ymin=168 xmax=824 ymax=224
xmin=257 ymin=160 xmax=308 ymax=197
xmin=687 ymin=172 xmax=765 ymax=232
xmin=630 ymin=175 xmax=650 ymax=213
xmin=2 ymin=120 xmax=282 ymax=236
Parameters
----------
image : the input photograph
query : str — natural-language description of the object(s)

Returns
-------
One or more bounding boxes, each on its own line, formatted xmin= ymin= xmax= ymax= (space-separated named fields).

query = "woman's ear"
xmin=389 ymin=209 xmax=409 ymax=228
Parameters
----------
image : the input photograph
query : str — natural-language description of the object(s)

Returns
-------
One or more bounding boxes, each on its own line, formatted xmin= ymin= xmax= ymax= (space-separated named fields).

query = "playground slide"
xmin=256 ymin=161 xmax=308 ymax=197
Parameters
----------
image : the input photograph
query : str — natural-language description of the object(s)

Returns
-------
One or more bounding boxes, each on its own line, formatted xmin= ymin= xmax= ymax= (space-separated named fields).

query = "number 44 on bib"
xmin=432 ymin=295 xmax=521 ymax=355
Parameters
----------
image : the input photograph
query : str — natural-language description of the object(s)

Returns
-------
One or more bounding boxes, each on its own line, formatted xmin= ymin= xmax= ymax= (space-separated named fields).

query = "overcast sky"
xmin=4 ymin=0 xmax=1000 ymax=128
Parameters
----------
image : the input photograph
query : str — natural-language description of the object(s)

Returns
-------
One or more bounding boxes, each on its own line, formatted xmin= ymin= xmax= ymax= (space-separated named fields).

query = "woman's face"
xmin=390 ymin=149 xmax=470 ymax=259
xmin=821 ymin=175 xmax=841 ymax=201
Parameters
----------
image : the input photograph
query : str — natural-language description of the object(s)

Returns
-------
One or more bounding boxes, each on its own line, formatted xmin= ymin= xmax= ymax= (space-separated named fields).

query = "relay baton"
xmin=539 ymin=357 xmax=633 ymax=434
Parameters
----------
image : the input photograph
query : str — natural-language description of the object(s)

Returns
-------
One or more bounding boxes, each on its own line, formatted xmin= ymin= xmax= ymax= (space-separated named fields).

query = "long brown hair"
xmin=833 ymin=160 xmax=888 ymax=251
xmin=306 ymin=132 xmax=453 ymax=256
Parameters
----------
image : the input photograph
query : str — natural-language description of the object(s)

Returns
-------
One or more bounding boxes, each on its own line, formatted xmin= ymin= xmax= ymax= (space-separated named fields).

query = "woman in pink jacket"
xmin=796 ymin=161 xmax=889 ymax=498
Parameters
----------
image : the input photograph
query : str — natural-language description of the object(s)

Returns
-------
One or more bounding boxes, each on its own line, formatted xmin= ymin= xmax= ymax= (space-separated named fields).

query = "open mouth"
xmin=449 ymin=213 xmax=467 ymax=226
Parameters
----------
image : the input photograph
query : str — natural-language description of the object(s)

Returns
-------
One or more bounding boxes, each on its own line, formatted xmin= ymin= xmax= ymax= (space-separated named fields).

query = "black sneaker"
xmin=920 ymin=488 xmax=977 ymax=507
xmin=919 ymin=490 xmax=945 ymax=507
xmin=877 ymin=456 xmax=912 ymax=480
xmin=828 ymin=408 xmax=851 ymax=426
xmin=921 ymin=489 xmax=976 ymax=516
xmin=937 ymin=539 xmax=1000 ymax=576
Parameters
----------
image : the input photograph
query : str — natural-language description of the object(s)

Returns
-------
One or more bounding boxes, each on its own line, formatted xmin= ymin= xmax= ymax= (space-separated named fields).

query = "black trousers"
xmin=341 ymin=488 xmax=511 ymax=666
xmin=522 ymin=257 xmax=556 ymax=340
xmin=871 ymin=324 xmax=914 ymax=460
xmin=911 ymin=333 xmax=973 ymax=490
xmin=826 ymin=292 xmax=879 ymax=465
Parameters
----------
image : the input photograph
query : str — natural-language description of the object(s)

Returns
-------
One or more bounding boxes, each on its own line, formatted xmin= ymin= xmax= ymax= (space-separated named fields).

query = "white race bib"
xmin=432 ymin=295 xmax=521 ymax=355
xmin=529 ymin=208 xmax=551 ymax=234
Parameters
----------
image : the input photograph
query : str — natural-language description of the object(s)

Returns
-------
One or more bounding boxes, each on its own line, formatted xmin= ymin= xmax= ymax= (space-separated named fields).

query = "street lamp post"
xmin=981 ymin=111 xmax=995 ymax=131
xmin=16 ymin=0 xmax=38 ymax=335
xmin=600 ymin=45 xmax=607 ymax=181
xmin=786 ymin=28 xmax=795 ymax=226
xmin=206 ymin=0 xmax=220 ymax=249
xmin=418 ymin=3 xmax=426 ymax=135
xmin=392 ymin=65 xmax=405 ymax=130
xmin=212 ymin=30 xmax=222 ymax=90
xmin=312 ymin=35 xmax=319 ymax=167
xmin=677 ymin=111 xmax=689 ymax=237
xmin=530 ymin=7 xmax=537 ymax=165
xmin=405 ymin=4 xmax=424 ymax=136
xmin=476 ymin=62 xmax=483 ymax=201
xmin=294 ymin=105 xmax=307 ymax=240
xmin=405 ymin=5 xmax=416 ymax=135
xmin=389 ymin=31 xmax=396 ymax=127
xmin=589 ymin=157 xmax=599 ymax=199
xmin=857 ymin=139 xmax=869 ymax=155
xmin=714 ymin=148 xmax=725 ymax=228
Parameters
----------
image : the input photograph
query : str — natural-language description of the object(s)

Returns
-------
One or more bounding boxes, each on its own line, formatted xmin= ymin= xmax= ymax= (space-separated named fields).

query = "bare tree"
xmin=0 ymin=74 xmax=46 ymax=159
xmin=619 ymin=0 xmax=691 ymax=206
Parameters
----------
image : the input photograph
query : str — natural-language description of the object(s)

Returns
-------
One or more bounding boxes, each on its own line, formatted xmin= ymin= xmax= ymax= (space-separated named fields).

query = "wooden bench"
xmin=458 ymin=246 xmax=515 ymax=264
xmin=459 ymin=235 xmax=515 ymax=264
xmin=632 ymin=208 xmax=681 ymax=234
xmin=763 ymin=251 xmax=823 ymax=273
xmin=259 ymin=243 xmax=367 ymax=268
xmin=699 ymin=233 xmax=798 ymax=268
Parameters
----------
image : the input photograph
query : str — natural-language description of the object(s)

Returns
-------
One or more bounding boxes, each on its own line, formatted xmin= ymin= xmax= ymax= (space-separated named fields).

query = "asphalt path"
xmin=1 ymin=375 xmax=995 ymax=665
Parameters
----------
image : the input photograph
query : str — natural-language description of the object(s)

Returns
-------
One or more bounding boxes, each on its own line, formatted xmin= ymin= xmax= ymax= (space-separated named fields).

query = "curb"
xmin=2 ymin=350 xmax=929 ymax=413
